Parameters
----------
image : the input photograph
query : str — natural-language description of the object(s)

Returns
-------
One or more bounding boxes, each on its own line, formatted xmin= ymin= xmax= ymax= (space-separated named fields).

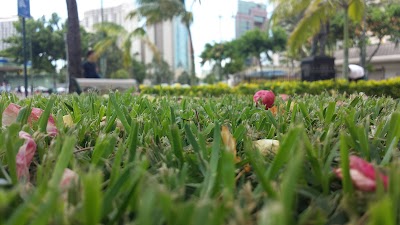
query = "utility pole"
xmin=18 ymin=0 xmax=31 ymax=97
xmin=101 ymin=0 xmax=104 ymax=23
xmin=99 ymin=0 xmax=106 ymax=78
xmin=360 ymin=0 xmax=367 ymax=80
xmin=22 ymin=17 xmax=28 ymax=97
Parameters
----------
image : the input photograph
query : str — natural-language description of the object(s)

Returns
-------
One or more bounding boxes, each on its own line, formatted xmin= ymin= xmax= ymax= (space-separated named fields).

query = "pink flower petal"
xmin=60 ymin=168 xmax=79 ymax=190
xmin=29 ymin=107 xmax=43 ymax=122
xmin=279 ymin=94 xmax=290 ymax=101
xmin=2 ymin=103 xmax=58 ymax=136
xmin=16 ymin=131 xmax=37 ymax=182
xmin=60 ymin=168 xmax=79 ymax=201
xmin=349 ymin=155 xmax=376 ymax=180
xmin=334 ymin=168 xmax=377 ymax=192
xmin=29 ymin=107 xmax=58 ymax=136
xmin=334 ymin=156 xmax=389 ymax=192
xmin=349 ymin=169 xmax=378 ymax=192
xmin=45 ymin=116 xmax=58 ymax=136
xmin=349 ymin=155 xmax=388 ymax=189
xmin=2 ymin=103 xmax=21 ymax=126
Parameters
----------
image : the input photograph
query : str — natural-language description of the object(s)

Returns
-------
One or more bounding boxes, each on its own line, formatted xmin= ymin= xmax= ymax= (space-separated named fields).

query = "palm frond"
xmin=128 ymin=0 xmax=187 ymax=25
xmin=94 ymin=38 xmax=116 ymax=57
xmin=288 ymin=1 xmax=335 ymax=52
xmin=271 ymin=0 xmax=312 ymax=23
xmin=348 ymin=0 xmax=364 ymax=22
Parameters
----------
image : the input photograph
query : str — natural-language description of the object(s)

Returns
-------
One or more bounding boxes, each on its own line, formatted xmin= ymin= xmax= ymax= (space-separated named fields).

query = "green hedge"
xmin=140 ymin=78 xmax=400 ymax=98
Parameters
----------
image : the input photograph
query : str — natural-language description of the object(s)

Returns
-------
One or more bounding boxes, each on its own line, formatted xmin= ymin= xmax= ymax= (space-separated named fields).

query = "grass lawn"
xmin=1 ymin=91 xmax=400 ymax=225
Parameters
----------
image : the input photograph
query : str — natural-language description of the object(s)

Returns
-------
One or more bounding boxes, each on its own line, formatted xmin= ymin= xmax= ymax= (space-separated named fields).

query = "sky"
xmin=0 ymin=0 xmax=269 ymax=76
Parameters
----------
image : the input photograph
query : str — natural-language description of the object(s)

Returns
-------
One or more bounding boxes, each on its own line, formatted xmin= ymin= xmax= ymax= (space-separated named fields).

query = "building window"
xmin=254 ymin=16 xmax=264 ymax=23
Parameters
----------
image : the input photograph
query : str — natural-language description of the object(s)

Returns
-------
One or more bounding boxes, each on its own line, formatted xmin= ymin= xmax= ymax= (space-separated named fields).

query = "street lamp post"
xmin=18 ymin=0 xmax=31 ymax=97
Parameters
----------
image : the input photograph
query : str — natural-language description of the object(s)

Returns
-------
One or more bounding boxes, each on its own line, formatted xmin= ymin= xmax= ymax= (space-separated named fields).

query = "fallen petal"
xmin=60 ymin=168 xmax=79 ymax=201
xmin=16 ymin=131 xmax=37 ymax=182
xmin=2 ymin=103 xmax=21 ymax=126
xmin=2 ymin=103 xmax=58 ymax=136
xmin=334 ymin=156 xmax=389 ymax=192
xmin=30 ymin=107 xmax=58 ymax=136
xmin=63 ymin=115 xmax=74 ymax=127
xmin=349 ymin=155 xmax=388 ymax=189
xmin=60 ymin=168 xmax=79 ymax=190
xmin=253 ymin=139 xmax=280 ymax=156
xmin=46 ymin=116 xmax=58 ymax=136
xmin=334 ymin=168 xmax=377 ymax=192
xmin=279 ymin=94 xmax=290 ymax=101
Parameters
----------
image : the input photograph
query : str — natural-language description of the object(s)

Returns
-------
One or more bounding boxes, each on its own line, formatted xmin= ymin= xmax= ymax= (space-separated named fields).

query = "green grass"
xmin=1 ymin=91 xmax=400 ymax=224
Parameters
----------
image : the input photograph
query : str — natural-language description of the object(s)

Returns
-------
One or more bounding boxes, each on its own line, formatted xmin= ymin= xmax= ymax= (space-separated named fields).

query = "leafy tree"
xmin=177 ymin=71 xmax=190 ymax=84
xmin=93 ymin=22 xmax=159 ymax=73
xmin=200 ymin=40 xmax=245 ymax=81
xmin=0 ymin=14 xmax=65 ymax=73
xmin=202 ymin=72 xmax=218 ymax=84
xmin=237 ymin=28 xmax=287 ymax=74
xmin=93 ymin=22 xmax=160 ymax=81
xmin=110 ymin=69 xmax=130 ymax=79
xmin=131 ymin=58 xmax=147 ymax=84
xmin=388 ymin=4 xmax=400 ymax=45
xmin=66 ymin=0 xmax=82 ymax=93
xmin=271 ymin=0 xmax=365 ymax=79
xmin=329 ymin=3 xmax=400 ymax=66
xmin=128 ymin=0 xmax=197 ymax=85
xmin=147 ymin=58 xmax=174 ymax=84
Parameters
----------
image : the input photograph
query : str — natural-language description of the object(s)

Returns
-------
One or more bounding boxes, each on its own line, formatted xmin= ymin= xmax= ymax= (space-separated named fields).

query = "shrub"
xmin=140 ymin=78 xmax=400 ymax=98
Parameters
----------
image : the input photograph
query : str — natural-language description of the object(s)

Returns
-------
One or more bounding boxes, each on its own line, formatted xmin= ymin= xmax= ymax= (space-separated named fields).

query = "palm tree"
xmin=66 ymin=0 xmax=82 ymax=93
xmin=93 ymin=22 xmax=160 ymax=71
xmin=271 ymin=0 xmax=364 ymax=79
xmin=128 ymin=0 xmax=196 ymax=85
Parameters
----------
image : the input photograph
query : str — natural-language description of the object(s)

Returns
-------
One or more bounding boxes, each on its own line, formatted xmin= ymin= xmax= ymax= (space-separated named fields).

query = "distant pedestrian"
xmin=82 ymin=50 xmax=101 ymax=78
xmin=348 ymin=64 xmax=365 ymax=82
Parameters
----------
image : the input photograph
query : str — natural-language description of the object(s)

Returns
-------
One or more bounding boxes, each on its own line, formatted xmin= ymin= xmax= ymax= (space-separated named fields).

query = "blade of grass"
xmin=244 ymin=137 xmax=277 ymax=198
xmin=185 ymin=124 xmax=207 ymax=176
xmin=83 ymin=168 xmax=103 ymax=225
xmin=280 ymin=148 xmax=304 ymax=225
xmin=38 ymin=96 xmax=55 ymax=134
xmin=48 ymin=137 xmax=76 ymax=188
xmin=200 ymin=122 xmax=221 ymax=198
xmin=91 ymin=135 xmax=117 ymax=166
xmin=5 ymin=124 xmax=21 ymax=184
xmin=339 ymin=132 xmax=354 ymax=195
xmin=266 ymin=126 xmax=303 ymax=180
xmin=109 ymin=93 xmax=131 ymax=131
xmin=127 ymin=120 xmax=139 ymax=162
xmin=170 ymin=124 xmax=184 ymax=166
xmin=380 ymin=137 xmax=399 ymax=166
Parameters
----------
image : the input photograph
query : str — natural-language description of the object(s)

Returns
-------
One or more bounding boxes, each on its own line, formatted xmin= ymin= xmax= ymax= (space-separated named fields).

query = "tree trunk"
xmin=367 ymin=39 xmax=382 ymax=64
xmin=66 ymin=0 xmax=82 ymax=93
xmin=342 ymin=4 xmax=349 ymax=80
xmin=360 ymin=0 xmax=367 ymax=79
xmin=186 ymin=23 xmax=196 ymax=85
xmin=258 ymin=56 xmax=263 ymax=77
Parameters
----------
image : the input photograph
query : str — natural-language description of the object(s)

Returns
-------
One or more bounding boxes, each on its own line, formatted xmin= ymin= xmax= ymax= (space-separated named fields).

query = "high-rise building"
xmin=0 ymin=17 xmax=18 ymax=52
xmin=235 ymin=0 xmax=268 ymax=38
xmin=138 ymin=18 xmax=190 ymax=78
xmin=81 ymin=2 xmax=138 ymax=33
xmin=82 ymin=3 xmax=190 ymax=79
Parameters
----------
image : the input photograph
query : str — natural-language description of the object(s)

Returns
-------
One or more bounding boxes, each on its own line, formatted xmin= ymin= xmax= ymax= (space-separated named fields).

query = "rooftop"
xmin=334 ymin=42 xmax=400 ymax=60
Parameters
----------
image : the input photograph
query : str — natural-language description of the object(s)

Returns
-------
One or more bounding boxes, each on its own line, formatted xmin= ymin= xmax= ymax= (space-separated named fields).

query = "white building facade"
xmin=0 ymin=17 xmax=18 ymax=52
xmin=81 ymin=2 xmax=191 ymax=80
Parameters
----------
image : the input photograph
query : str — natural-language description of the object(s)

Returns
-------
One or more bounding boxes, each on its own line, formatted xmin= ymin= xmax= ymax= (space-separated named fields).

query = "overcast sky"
xmin=0 ymin=0 xmax=270 ymax=75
